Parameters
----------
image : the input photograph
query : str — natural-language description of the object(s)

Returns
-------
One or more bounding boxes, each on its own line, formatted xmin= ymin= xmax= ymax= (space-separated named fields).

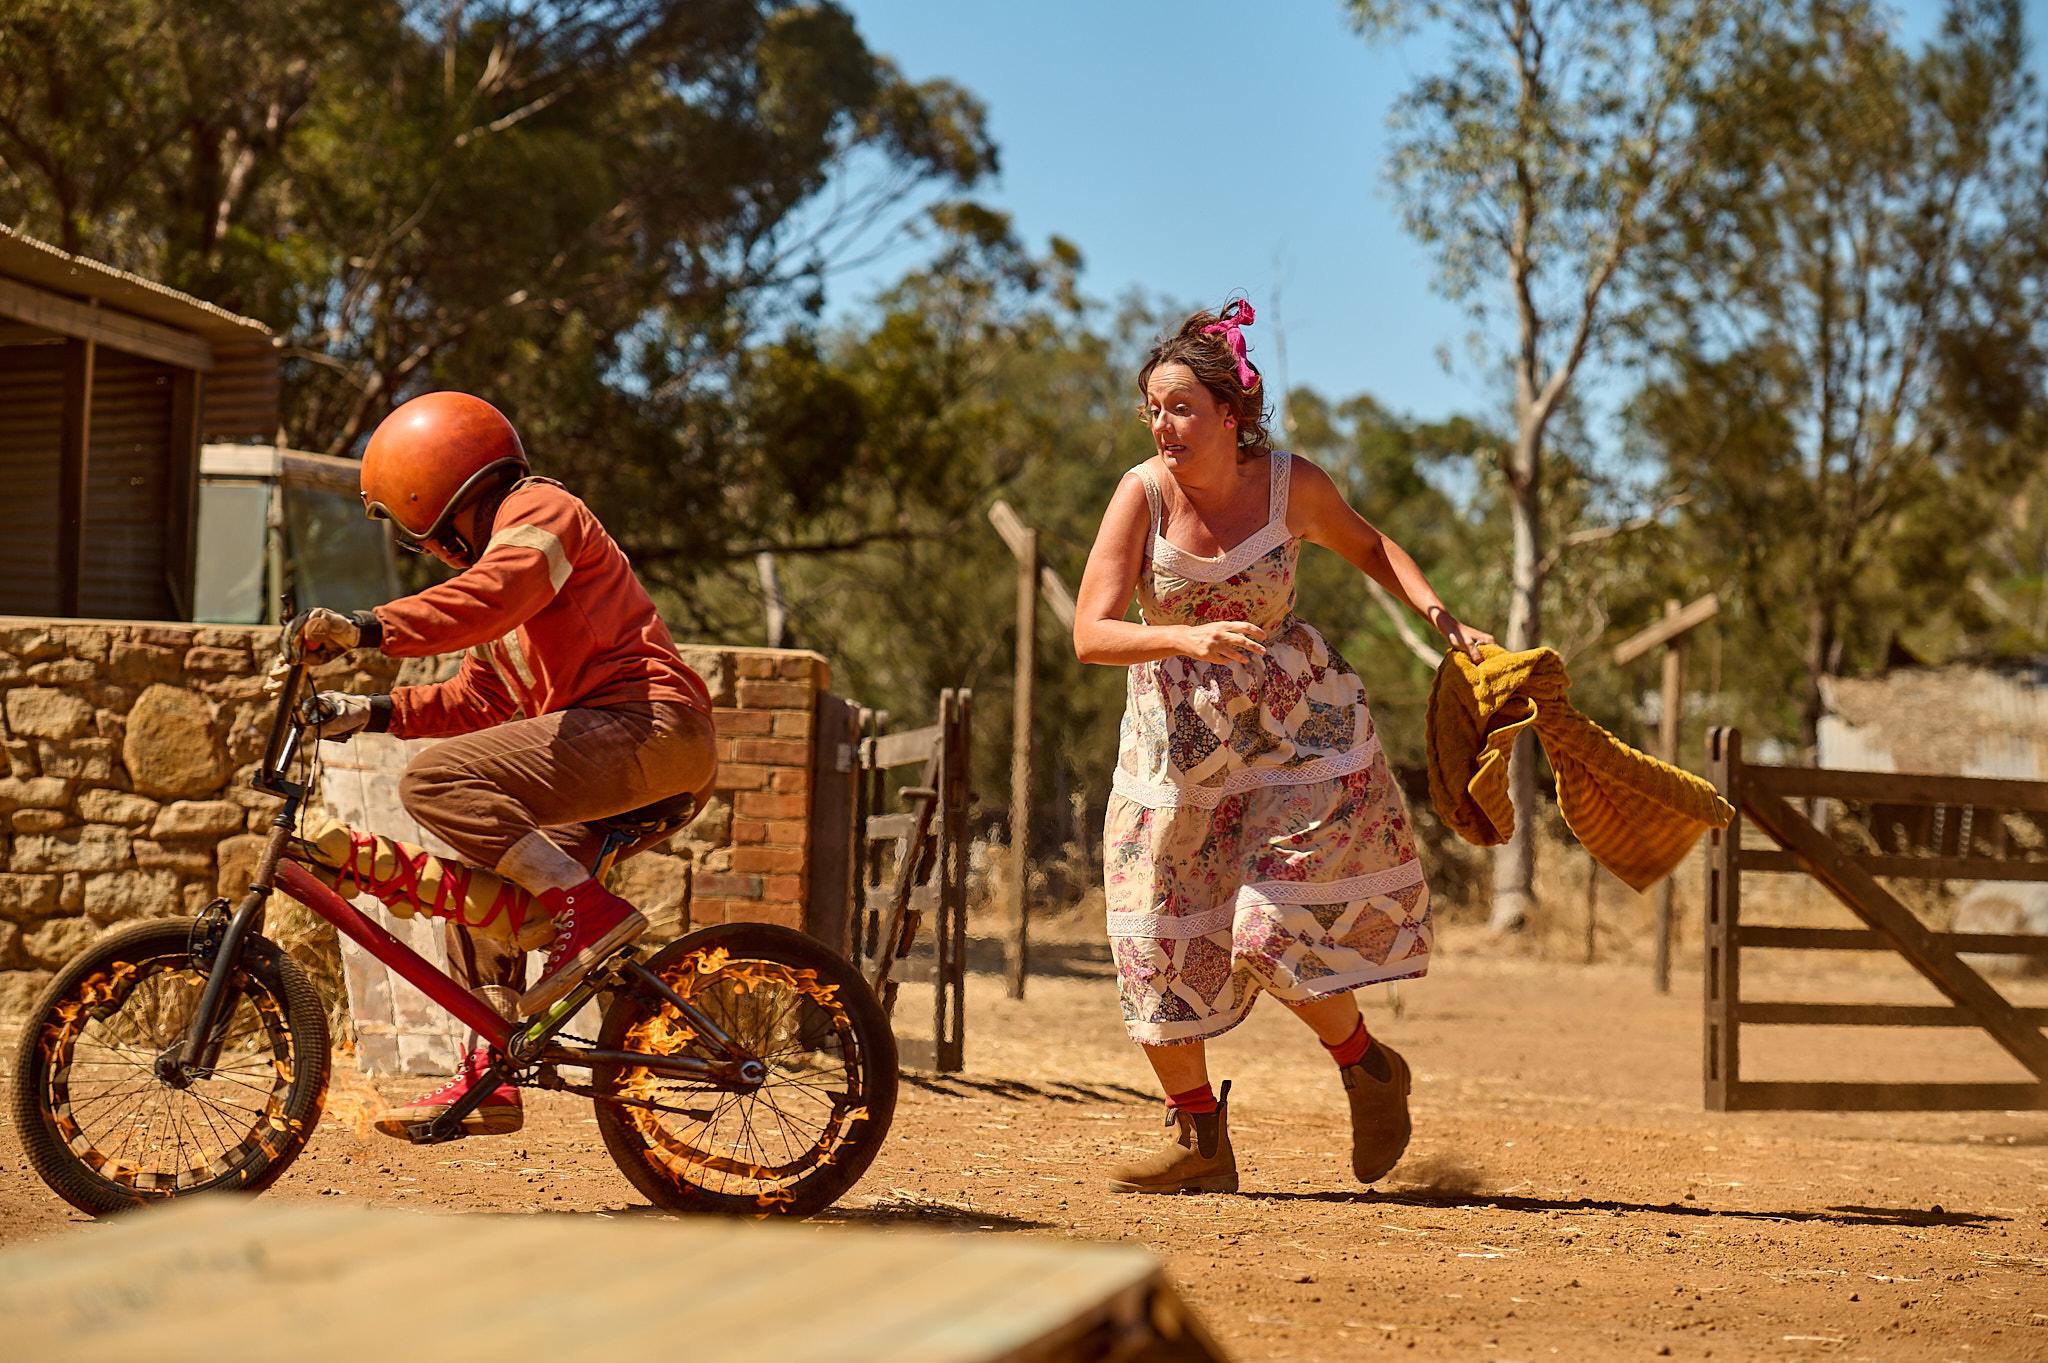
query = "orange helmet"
xmin=359 ymin=392 xmax=528 ymax=544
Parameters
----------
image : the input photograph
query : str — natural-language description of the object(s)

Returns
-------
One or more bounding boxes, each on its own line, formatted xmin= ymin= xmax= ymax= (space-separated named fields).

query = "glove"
xmin=303 ymin=692 xmax=375 ymax=740
xmin=284 ymin=607 xmax=363 ymax=662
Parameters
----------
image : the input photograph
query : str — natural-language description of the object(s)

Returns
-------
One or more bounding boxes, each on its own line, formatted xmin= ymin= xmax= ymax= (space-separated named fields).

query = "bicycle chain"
xmin=518 ymin=1031 xmax=724 ymax=1122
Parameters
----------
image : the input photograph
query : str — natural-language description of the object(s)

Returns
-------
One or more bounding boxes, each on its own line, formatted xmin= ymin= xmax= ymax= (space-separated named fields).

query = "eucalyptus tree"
xmin=0 ymin=0 xmax=998 ymax=579
xmin=1347 ymin=0 xmax=1747 ymax=929
xmin=1634 ymin=0 xmax=2048 ymax=749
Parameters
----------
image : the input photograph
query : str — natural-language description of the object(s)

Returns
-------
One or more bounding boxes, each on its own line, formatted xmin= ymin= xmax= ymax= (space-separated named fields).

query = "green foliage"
xmin=1631 ymin=0 xmax=2048 ymax=746
xmin=7 ymin=0 xmax=2047 ymax=899
xmin=0 ymin=0 xmax=999 ymax=569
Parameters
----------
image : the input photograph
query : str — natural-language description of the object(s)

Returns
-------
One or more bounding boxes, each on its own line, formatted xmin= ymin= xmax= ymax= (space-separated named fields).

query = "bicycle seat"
xmin=591 ymin=791 xmax=698 ymax=834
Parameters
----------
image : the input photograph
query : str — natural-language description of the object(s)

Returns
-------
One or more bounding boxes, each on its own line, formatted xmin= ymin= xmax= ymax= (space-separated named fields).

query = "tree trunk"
xmin=1800 ymin=593 xmax=1836 ymax=756
xmin=1489 ymin=426 xmax=1545 ymax=933
xmin=756 ymin=550 xmax=790 ymax=648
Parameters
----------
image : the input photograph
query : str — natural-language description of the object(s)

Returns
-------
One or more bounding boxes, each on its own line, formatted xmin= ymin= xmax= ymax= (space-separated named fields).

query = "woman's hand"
xmin=1178 ymin=620 xmax=1268 ymax=665
xmin=1433 ymin=611 xmax=1495 ymax=664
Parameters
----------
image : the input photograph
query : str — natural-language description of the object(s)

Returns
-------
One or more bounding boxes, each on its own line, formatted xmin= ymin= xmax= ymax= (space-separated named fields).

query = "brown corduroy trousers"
xmin=398 ymin=702 xmax=716 ymax=1002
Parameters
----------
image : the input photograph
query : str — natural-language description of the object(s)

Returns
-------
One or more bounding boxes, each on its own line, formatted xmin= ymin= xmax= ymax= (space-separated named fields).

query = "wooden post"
xmin=988 ymin=499 xmax=1077 ymax=1001
xmin=1656 ymin=599 xmax=1685 ymax=993
xmin=165 ymin=368 xmax=202 ymax=620
xmin=1702 ymin=727 xmax=1741 ymax=1112
xmin=1007 ymin=529 xmax=1037 ymax=1000
xmin=1583 ymin=851 xmax=1600 ymax=965
xmin=57 ymin=336 xmax=94 ymax=616
xmin=1614 ymin=592 xmax=1718 ymax=995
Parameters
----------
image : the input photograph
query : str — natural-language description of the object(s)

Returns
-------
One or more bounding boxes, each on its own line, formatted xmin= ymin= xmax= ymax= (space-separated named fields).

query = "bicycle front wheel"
xmin=9 ymin=919 xmax=330 ymax=1216
xmin=594 ymin=921 xmax=897 ymax=1217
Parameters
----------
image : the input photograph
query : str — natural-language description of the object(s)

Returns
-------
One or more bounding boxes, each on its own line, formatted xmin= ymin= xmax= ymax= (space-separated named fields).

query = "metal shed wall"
xmin=204 ymin=340 xmax=281 ymax=443
xmin=0 ymin=346 xmax=62 ymax=614
xmin=79 ymin=348 xmax=178 ymax=619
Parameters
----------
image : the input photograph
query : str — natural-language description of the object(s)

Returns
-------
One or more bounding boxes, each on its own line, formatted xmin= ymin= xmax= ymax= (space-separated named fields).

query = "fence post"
xmin=1656 ymin=600 xmax=1686 ymax=992
xmin=1703 ymin=726 xmax=1742 ymax=1111
xmin=1008 ymin=530 xmax=1037 ymax=999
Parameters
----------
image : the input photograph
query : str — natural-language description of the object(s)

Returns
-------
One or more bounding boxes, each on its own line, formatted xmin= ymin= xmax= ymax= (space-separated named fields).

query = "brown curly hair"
xmin=1136 ymin=301 xmax=1274 ymax=461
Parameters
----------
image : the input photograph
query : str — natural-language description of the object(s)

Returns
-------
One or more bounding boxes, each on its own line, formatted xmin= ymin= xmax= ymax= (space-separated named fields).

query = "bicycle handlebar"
xmin=256 ymin=657 xmax=311 ymax=797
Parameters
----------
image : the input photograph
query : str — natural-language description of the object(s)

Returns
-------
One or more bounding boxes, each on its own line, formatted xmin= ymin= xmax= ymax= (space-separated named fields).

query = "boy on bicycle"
xmin=286 ymin=391 xmax=716 ymax=1139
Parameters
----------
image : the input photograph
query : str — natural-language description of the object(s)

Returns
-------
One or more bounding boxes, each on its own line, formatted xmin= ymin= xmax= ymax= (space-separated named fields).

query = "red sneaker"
xmin=374 ymin=1047 xmax=522 ymax=1141
xmin=517 ymin=879 xmax=648 ymax=1017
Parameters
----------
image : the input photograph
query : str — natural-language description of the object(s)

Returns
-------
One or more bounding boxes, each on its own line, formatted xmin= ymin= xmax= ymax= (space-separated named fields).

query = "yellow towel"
xmin=1426 ymin=645 xmax=1734 ymax=892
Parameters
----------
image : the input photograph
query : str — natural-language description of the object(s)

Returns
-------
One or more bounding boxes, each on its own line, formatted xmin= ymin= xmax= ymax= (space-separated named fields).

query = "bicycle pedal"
xmin=403 ymin=1119 xmax=471 ymax=1146
xmin=601 ymin=943 xmax=643 ymax=976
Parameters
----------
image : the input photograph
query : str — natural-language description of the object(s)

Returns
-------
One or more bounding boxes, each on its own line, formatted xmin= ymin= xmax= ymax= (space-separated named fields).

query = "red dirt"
xmin=4 ymin=923 xmax=2045 ymax=1362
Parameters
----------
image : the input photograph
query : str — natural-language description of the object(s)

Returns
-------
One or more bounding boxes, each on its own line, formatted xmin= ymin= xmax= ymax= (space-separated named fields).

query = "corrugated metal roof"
xmin=1819 ymin=667 xmax=2048 ymax=779
xmin=0 ymin=225 xmax=272 ymax=343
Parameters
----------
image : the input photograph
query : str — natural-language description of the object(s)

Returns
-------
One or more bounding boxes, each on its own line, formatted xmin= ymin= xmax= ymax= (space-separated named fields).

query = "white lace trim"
xmin=1104 ymin=861 xmax=1427 ymax=939
xmin=1152 ymin=521 xmax=1293 ymax=583
xmin=1106 ymin=904 xmax=1234 ymax=939
xmin=1134 ymin=452 xmax=1296 ymax=584
xmin=1110 ymin=726 xmax=1382 ymax=810
xmin=1240 ymin=860 xmax=1426 ymax=905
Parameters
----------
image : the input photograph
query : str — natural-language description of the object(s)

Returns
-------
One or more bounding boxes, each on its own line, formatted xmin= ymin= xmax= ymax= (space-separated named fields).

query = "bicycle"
xmin=9 ymin=655 xmax=898 ymax=1218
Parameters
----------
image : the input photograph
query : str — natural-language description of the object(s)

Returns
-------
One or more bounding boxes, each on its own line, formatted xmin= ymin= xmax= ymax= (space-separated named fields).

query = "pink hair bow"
xmin=1202 ymin=300 xmax=1259 ymax=390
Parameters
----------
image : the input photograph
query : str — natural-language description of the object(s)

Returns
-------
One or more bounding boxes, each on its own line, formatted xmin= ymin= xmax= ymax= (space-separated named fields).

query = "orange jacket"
xmin=370 ymin=479 xmax=708 ymax=737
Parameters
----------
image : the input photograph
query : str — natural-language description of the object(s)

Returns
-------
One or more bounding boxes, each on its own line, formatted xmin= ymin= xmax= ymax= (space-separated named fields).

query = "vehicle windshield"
xmin=194 ymin=479 xmax=397 ymax=624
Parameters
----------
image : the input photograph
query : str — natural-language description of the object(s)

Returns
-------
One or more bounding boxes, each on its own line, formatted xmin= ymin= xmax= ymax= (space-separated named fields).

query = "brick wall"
xmin=0 ymin=615 xmax=829 ymax=1020
xmin=688 ymin=650 xmax=827 ymax=931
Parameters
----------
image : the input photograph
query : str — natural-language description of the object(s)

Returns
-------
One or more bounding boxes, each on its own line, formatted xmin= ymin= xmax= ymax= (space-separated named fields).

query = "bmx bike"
xmin=9 ymin=656 xmax=897 ymax=1218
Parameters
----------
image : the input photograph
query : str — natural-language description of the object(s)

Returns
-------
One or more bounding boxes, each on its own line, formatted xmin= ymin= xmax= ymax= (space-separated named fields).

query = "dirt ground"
xmin=3 ymin=919 xmax=2045 ymax=1363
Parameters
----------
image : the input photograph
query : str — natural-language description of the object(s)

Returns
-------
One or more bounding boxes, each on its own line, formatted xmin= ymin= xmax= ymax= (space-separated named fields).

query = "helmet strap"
xmin=436 ymin=474 xmax=518 ymax=569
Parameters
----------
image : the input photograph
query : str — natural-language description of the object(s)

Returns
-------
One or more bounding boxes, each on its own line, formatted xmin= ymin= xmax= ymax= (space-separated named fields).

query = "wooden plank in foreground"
xmin=0 ymin=1199 xmax=1229 ymax=1363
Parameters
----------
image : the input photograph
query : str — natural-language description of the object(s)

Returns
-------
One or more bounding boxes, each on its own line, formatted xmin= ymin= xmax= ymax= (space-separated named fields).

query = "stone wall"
xmin=0 ymin=616 xmax=828 ymax=1020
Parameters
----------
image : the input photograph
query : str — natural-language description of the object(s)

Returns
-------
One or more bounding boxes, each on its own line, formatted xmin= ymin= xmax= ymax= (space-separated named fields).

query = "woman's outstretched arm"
xmin=1073 ymin=470 xmax=1269 ymax=667
xmin=1290 ymin=456 xmax=1494 ymax=663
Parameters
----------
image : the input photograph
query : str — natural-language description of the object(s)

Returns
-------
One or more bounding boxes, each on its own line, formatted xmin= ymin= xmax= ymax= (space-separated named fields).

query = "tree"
xmin=1634 ymin=0 xmax=2048 ymax=749
xmin=0 ymin=0 xmax=998 ymax=574
xmin=1347 ymin=0 xmax=1744 ymax=930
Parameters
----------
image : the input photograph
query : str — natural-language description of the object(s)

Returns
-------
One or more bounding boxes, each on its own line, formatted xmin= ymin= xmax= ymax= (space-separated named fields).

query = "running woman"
xmin=1073 ymin=302 xmax=1491 ymax=1192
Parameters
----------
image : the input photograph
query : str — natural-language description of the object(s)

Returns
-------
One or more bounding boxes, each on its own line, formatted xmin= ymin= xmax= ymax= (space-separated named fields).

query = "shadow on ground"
xmin=1242 ymin=1187 xmax=2007 ymax=1229
xmin=903 ymin=1072 xmax=1156 ymax=1105
xmin=820 ymin=1196 xmax=1058 ymax=1232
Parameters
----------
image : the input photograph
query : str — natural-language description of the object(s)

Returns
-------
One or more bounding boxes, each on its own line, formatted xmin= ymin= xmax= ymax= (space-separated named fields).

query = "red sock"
xmin=1165 ymin=1082 xmax=1218 ymax=1115
xmin=1323 ymin=1016 xmax=1373 ymax=1068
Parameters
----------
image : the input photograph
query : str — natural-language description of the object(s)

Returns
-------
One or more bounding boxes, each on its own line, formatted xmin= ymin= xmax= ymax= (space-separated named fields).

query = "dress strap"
xmin=1268 ymin=449 xmax=1292 ymax=529
xmin=1132 ymin=462 xmax=1164 ymax=535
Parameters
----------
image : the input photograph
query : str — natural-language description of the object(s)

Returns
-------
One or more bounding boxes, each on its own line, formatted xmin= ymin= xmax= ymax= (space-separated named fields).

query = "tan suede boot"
xmin=1342 ymin=1041 xmax=1412 ymax=1182
xmin=1107 ymin=1080 xmax=1238 ymax=1194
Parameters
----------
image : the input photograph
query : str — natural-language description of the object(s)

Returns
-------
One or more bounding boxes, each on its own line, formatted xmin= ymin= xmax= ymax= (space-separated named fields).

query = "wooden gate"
xmin=809 ymin=690 xmax=973 ymax=1072
xmin=1703 ymin=727 xmax=2048 ymax=1111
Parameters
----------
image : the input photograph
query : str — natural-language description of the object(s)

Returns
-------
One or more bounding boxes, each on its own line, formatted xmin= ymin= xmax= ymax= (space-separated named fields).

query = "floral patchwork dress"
xmin=1105 ymin=451 xmax=1432 ymax=1045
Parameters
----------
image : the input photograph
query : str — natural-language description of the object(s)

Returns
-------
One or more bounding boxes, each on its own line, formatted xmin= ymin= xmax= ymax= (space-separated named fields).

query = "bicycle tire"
xmin=593 ymin=921 xmax=898 ymax=1217
xmin=10 ymin=918 xmax=330 ymax=1217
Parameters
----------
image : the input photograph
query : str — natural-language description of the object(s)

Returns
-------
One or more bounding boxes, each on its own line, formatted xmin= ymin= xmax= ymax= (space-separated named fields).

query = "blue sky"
xmin=830 ymin=0 xmax=2048 ymax=432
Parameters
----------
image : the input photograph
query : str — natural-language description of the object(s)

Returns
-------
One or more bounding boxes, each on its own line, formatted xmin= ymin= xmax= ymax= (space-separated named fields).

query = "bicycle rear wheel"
xmin=594 ymin=921 xmax=897 ymax=1217
xmin=9 ymin=919 xmax=330 ymax=1216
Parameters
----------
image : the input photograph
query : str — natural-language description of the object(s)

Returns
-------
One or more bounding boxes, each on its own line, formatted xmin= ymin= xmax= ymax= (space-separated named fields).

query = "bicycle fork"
xmin=167 ymin=812 xmax=298 ymax=1085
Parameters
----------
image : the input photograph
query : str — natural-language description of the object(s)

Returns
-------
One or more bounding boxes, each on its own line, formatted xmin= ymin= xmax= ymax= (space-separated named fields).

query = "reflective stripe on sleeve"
xmin=484 ymin=523 xmax=572 ymax=591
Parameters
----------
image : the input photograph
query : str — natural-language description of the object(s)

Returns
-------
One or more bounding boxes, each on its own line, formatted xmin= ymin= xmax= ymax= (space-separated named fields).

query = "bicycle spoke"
xmin=184 ymin=1085 xmax=237 ymax=1161
xmin=182 ymin=1086 xmax=267 ymax=1121
xmin=65 ymin=1076 xmax=168 ymax=1120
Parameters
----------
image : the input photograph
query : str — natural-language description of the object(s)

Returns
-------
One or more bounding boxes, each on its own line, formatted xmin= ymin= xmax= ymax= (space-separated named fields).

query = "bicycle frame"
xmin=171 ymin=657 xmax=758 ymax=1111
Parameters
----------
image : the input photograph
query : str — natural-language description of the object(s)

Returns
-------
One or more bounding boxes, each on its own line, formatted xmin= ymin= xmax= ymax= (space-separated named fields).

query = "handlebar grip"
xmin=259 ymin=660 xmax=311 ymax=785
